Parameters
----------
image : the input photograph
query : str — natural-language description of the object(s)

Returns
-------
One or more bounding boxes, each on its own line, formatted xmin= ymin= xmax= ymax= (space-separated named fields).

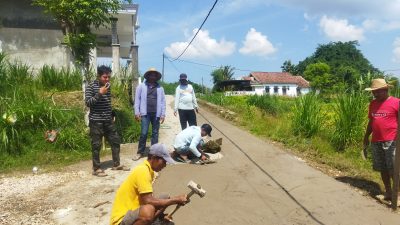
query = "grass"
xmin=0 ymin=52 xmax=140 ymax=173
xmin=291 ymin=94 xmax=322 ymax=137
xmin=199 ymin=93 xmax=384 ymax=194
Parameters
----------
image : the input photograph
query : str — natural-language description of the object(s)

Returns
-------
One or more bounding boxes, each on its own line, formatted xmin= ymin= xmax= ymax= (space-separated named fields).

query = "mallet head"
xmin=187 ymin=180 xmax=206 ymax=197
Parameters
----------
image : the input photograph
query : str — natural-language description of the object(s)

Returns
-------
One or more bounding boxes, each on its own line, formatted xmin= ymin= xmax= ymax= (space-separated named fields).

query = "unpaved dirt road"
xmin=1 ymin=95 xmax=400 ymax=225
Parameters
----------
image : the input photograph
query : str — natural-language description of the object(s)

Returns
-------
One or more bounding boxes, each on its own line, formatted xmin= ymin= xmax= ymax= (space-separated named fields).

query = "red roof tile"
xmin=247 ymin=72 xmax=310 ymax=88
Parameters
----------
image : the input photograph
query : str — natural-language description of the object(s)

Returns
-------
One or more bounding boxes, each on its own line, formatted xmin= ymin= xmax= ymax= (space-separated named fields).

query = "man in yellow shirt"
xmin=110 ymin=143 xmax=187 ymax=225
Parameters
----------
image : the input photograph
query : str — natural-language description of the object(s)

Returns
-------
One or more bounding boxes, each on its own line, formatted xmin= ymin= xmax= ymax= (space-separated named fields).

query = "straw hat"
xmin=365 ymin=79 xmax=393 ymax=91
xmin=143 ymin=68 xmax=162 ymax=81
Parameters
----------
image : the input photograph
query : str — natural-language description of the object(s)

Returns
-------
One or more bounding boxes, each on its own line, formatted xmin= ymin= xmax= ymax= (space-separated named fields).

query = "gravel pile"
xmin=0 ymin=171 xmax=87 ymax=224
xmin=0 ymin=172 xmax=83 ymax=200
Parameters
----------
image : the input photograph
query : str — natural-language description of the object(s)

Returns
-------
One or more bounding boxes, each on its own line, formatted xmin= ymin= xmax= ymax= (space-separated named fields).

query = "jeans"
xmin=138 ymin=112 xmax=160 ymax=154
xmin=89 ymin=120 xmax=121 ymax=171
xmin=178 ymin=109 xmax=197 ymax=130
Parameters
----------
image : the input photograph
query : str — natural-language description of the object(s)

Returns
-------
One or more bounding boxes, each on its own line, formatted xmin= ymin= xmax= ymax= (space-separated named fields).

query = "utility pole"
xmin=202 ymin=76 xmax=204 ymax=94
xmin=162 ymin=53 xmax=165 ymax=82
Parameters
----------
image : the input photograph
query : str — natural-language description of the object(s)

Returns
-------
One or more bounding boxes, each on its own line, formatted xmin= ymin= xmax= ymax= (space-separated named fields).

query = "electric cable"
xmin=172 ymin=0 xmax=219 ymax=61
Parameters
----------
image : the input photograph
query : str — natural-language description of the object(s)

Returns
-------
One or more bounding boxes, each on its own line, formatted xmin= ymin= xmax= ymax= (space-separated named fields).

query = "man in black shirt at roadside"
xmin=85 ymin=65 xmax=129 ymax=177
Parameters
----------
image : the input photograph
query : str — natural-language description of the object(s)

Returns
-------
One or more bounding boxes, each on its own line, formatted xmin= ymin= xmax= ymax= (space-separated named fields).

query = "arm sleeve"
xmin=85 ymin=83 xmax=101 ymax=107
xmin=161 ymin=87 xmax=166 ymax=117
xmin=191 ymin=85 xmax=198 ymax=109
xmin=189 ymin=134 xmax=202 ymax=157
xmin=134 ymin=84 xmax=141 ymax=116
xmin=135 ymin=167 xmax=153 ymax=194
xmin=174 ymin=86 xmax=180 ymax=112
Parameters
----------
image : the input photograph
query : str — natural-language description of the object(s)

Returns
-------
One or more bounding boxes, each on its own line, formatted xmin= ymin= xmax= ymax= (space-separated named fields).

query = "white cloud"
xmin=319 ymin=16 xmax=365 ymax=41
xmin=164 ymin=29 xmax=236 ymax=59
xmin=239 ymin=28 xmax=277 ymax=56
xmin=393 ymin=38 xmax=400 ymax=63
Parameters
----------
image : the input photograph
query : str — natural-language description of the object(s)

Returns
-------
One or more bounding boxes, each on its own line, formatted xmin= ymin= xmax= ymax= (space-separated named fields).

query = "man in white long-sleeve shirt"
xmin=174 ymin=73 xmax=199 ymax=130
xmin=172 ymin=124 xmax=212 ymax=163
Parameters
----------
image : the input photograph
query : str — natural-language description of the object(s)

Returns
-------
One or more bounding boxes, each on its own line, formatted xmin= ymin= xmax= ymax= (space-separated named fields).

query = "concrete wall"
xmin=0 ymin=28 xmax=71 ymax=71
xmin=0 ymin=0 xmax=72 ymax=72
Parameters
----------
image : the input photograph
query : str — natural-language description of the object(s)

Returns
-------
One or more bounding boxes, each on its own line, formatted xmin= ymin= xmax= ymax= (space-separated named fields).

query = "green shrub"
xmin=291 ymin=94 xmax=323 ymax=137
xmin=331 ymin=92 xmax=368 ymax=150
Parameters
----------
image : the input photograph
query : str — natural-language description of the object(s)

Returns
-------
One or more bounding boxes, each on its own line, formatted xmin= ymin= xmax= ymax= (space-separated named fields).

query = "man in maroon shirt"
xmin=364 ymin=79 xmax=399 ymax=200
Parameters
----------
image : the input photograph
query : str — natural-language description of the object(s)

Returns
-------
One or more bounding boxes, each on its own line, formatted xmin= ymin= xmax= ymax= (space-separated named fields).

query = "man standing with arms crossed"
xmin=364 ymin=78 xmax=400 ymax=201
xmin=85 ymin=65 xmax=129 ymax=177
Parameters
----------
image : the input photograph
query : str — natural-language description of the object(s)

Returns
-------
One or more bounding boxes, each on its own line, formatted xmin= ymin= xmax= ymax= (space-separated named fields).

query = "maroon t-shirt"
xmin=368 ymin=97 xmax=400 ymax=142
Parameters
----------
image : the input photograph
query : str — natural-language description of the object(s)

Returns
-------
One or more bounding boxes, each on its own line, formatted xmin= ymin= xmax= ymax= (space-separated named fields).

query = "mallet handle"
xmin=167 ymin=190 xmax=194 ymax=218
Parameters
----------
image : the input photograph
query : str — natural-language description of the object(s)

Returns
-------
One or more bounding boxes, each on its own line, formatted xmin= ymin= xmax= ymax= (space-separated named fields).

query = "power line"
xmin=383 ymin=68 xmax=400 ymax=72
xmin=165 ymin=55 xmax=253 ymax=72
xmin=172 ymin=0 xmax=219 ymax=61
xmin=166 ymin=56 xmax=182 ymax=74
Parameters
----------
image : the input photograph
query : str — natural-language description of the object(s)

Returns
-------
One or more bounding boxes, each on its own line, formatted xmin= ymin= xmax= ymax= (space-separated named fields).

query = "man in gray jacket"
xmin=174 ymin=73 xmax=199 ymax=130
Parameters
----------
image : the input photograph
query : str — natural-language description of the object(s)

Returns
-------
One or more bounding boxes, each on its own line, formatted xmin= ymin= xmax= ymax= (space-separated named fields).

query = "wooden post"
xmin=391 ymin=101 xmax=400 ymax=210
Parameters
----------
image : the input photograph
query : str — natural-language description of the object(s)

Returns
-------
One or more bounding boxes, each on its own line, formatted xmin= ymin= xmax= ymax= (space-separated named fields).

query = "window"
xmin=274 ymin=86 xmax=279 ymax=94
xmin=265 ymin=86 xmax=270 ymax=94
xmin=297 ymin=87 xmax=301 ymax=96
xmin=282 ymin=86 xmax=287 ymax=95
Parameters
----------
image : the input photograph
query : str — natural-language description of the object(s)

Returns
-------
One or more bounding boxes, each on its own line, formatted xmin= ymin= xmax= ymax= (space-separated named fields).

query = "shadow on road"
xmin=335 ymin=176 xmax=382 ymax=200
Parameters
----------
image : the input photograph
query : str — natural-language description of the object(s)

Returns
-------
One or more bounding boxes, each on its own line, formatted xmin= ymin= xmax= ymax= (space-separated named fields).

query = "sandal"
xmin=92 ymin=169 xmax=107 ymax=177
xmin=132 ymin=153 xmax=143 ymax=161
xmin=112 ymin=165 xmax=130 ymax=171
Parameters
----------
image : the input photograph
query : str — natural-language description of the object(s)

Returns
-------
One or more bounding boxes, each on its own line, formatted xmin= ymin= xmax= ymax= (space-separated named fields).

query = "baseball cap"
xmin=179 ymin=73 xmax=188 ymax=80
xmin=201 ymin=124 xmax=212 ymax=137
xmin=149 ymin=143 xmax=175 ymax=164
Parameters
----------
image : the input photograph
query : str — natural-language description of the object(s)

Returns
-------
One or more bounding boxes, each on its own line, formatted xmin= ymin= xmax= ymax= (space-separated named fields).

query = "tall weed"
xmin=291 ymin=94 xmax=322 ymax=137
xmin=331 ymin=92 xmax=368 ymax=150
xmin=247 ymin=95 xmax=282 ymax=116
xmin=38 ymin=65 xmax=82 ymax=91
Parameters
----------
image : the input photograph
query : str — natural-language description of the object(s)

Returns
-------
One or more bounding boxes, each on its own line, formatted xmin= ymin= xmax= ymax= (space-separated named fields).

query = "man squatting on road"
xmin=363 ymin=78 xmax=400 ymax=201
xmin=85 ymin=65 xmax=129 ymax=177
xmin=110 ymin=143 xmax=188 ymax=225
xmin=171 ymin=124 xmax=212 ymax=163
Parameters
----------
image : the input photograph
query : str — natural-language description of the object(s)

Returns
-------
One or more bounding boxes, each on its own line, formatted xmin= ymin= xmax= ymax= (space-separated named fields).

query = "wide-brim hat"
xmin=365 ymin=78 xmax=393 ymax=91
xmin=144 ymin=68 xmax=162 ymax=81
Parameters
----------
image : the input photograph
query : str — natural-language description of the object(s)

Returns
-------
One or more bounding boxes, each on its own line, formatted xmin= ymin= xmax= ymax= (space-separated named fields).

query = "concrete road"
xmin=155 ymin=107 xmax=400 ymax=225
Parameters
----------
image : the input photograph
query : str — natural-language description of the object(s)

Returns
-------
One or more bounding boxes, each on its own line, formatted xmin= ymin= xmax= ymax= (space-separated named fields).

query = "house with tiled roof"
xmin=222 ymin=72 xmax=310 ymax=97
xmin=246 ymin=72 xmax=310 ymax=96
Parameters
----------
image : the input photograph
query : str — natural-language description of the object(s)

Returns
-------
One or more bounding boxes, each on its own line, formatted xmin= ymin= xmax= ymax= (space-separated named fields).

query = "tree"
xmin=281 ymin=60 xmax=296 ymax=74
xmin=303 ymin=62 xmax=333 ymax=93
xmin=33 ymin=0 xmax=126 ymax=75
xmin=294 ymin=41 xmax=381 ymax=91
xmin=211 ymin=65 xmax=235 ymax=92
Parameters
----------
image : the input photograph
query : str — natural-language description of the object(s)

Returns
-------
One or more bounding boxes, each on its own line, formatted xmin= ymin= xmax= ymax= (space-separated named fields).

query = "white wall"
xmin=253 ymin=84 xmax=301 ymax=96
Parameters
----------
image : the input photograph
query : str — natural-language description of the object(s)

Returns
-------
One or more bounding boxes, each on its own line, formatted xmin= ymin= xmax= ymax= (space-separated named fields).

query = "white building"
xmin=247 ymin=72 xmax=310 ymax=96
xmin=224 ymin=72 xmax=310 ymax=97
xmin=0 ymin=1 xmax=139 ymax=77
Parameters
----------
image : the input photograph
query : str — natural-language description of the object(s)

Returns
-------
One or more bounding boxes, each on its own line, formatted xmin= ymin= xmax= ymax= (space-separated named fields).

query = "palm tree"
xmin=211 ymin=65 xmax=235 ymax=91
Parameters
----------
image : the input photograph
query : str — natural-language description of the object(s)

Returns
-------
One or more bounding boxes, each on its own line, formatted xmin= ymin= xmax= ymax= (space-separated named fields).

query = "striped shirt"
xmin=85 ymin=80 xmax=113 ymax=121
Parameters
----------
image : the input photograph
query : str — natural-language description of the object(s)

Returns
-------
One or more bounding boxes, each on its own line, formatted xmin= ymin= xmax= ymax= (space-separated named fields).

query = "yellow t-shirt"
xmin=110 ymin=160 xmax=154 ymax=225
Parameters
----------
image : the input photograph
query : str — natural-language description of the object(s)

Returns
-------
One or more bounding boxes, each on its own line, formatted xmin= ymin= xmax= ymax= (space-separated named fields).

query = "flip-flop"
xmin=172 ymin=154 xmax=187 ymax=163
xmin=92 ymin=169 xmax=107 ymax=177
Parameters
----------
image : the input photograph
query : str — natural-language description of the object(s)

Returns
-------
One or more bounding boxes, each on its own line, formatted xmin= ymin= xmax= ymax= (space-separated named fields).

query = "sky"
xmin=133 ymin=0 xmax=400 ymax=87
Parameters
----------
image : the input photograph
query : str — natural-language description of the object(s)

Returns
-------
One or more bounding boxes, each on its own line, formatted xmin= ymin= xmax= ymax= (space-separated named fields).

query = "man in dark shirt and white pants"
xmin=85 ymin=65 xmax=129 ymax=177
